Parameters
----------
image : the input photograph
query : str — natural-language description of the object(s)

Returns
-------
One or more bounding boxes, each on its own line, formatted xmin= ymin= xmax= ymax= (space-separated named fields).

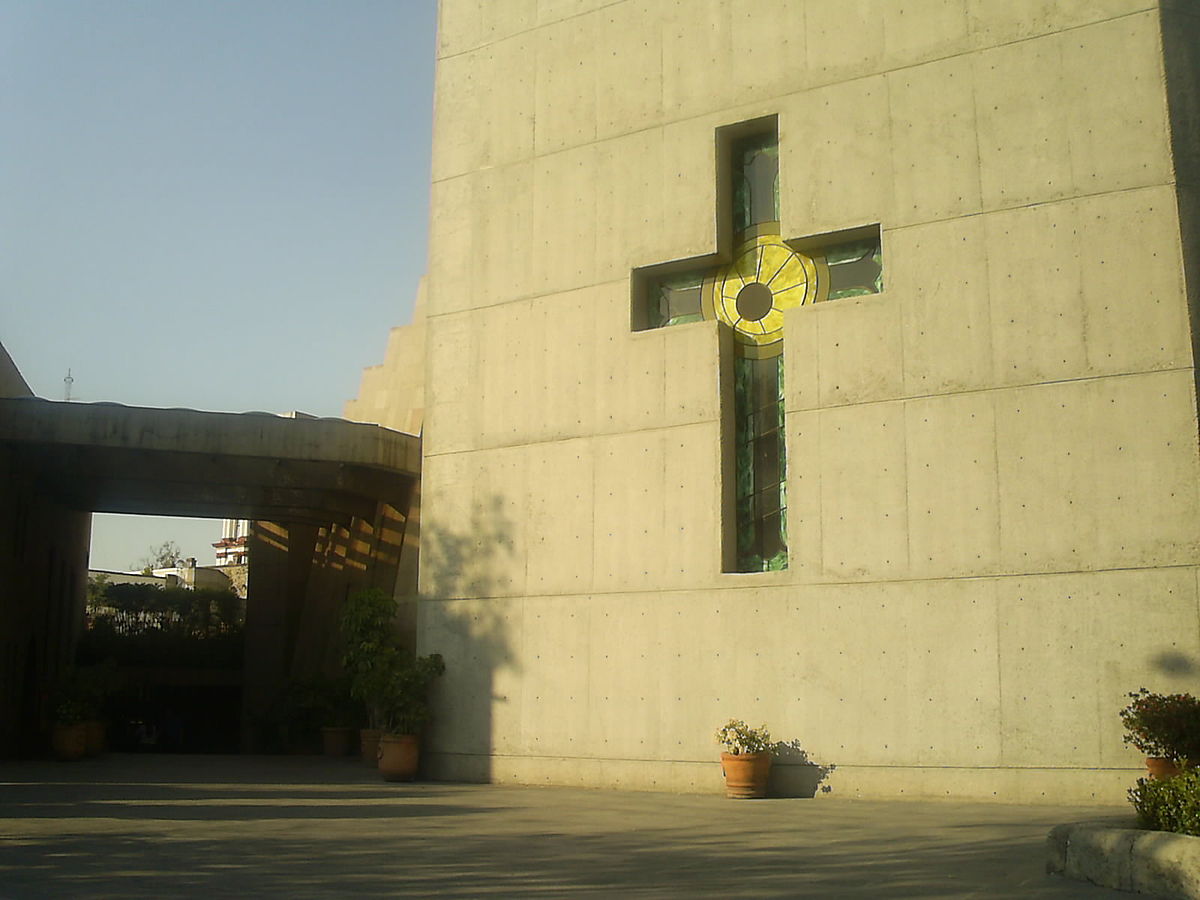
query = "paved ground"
xmin=0 ymin=754 xmax=1136 ymax=898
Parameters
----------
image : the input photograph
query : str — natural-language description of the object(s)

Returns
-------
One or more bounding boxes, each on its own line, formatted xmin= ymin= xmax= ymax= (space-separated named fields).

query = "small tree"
xmin=376 ymin=651 xmax=445 ymax=735
xmin=340 ymin=588 xmax=400 ymax=730
xmin=135 ymin=540 xmax=182 ymax=574
xmin=1121 ymin=688 xmax=1200 ymax=763
xmin=339 ymin=588 xmax=445 ymax=735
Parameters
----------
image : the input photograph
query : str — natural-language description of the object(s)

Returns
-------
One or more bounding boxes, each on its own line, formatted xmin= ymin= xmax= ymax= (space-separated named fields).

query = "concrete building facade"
xmin=347 ymin=0 xmax=1200 ymax=802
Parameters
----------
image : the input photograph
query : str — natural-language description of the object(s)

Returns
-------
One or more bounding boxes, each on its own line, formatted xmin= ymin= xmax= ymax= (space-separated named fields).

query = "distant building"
xmin=151 ymin=558 xmax=234 ymax=592
xmin=88 ymin=568 xmax=177 ymax=589
xmin=88 ymin=559 xmax=234 ymax=593
xmin=212 ymin=519 xmax=249 ymax=566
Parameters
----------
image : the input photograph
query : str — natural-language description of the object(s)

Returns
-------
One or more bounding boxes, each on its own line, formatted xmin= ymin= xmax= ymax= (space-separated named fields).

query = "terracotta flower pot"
xmin=377 ymin=733 xmax=420 ymax=782
xmin=1146 ymin=757 xmax=1182 ymax=779
xmin=52 ymin=723 xmax=87 ymax=761
xmin=360 ymin=728 xmax=382 ymax=766
xmin=721 ymin=751 xmax=771 ymax=798
xmin=321 ymin=726 xmax=355 ymax=757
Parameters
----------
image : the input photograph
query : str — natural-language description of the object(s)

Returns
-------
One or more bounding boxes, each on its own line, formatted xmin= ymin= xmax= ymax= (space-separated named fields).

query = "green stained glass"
xmin=733 ymin=352 xmax=787 ymax=572
xmin=648 ymin=272 xmax=705 ymax=328
xmin=733 ymin=134 xmax=780 ymax=235
xmin=826 ymin=237 xmax=884 ymax=300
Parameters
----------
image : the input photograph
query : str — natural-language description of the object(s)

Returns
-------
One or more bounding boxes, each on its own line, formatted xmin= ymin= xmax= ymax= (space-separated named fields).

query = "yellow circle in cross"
xmin=702 ymin=233 xmax=826 ymax=358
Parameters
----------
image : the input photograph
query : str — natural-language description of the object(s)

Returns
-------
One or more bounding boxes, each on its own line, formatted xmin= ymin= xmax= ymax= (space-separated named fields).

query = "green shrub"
xmin=78 ymin=582 xmax=244 ymax=669
xmin=1119 ymin=688 xmax=1200 ymax=762
xmin=338 ymin=588 xmax=445 ymax=735
xmin=375 ymin=651 xmax=445 ymax=735
xmin=1129 ymin=769 xmax=1200 ymax=836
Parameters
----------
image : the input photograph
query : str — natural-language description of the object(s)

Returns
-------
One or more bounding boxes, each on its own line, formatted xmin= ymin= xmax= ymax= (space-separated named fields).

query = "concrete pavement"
xmin=0 ymin=754 xmax=1135 ymax=898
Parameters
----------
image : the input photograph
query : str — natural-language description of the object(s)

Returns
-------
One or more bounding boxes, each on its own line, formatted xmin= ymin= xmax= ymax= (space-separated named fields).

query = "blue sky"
xmin=2 ymin=0 xmax=438 ymax=568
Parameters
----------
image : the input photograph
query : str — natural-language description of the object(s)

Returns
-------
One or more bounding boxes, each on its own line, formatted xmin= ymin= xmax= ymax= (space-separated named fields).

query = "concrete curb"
xmin=1048 ymin=822 xmax=1200 ymax=899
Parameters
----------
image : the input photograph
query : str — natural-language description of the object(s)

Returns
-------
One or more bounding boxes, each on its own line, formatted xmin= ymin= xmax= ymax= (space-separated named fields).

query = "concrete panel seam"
xmin=784 ymin=366 xmax=1198 ymax=417
xmin=416 ymin=563 xmax=1200 ymax=602
xmin=422 ymin=420 xmax=719 ymax=459
xmin=990 ymin=410 xmax=1007 ymax=763
xmin=900 ymin=397 xmax=914 ymax=575
xmin=424 ymin=182 xmax=1180 ymax=324
xmin=424 ymin=275 xmax=627 ymax=321
xmin=435 ymin=0 xmax=628 ymax=62
xmin=881 ymin=182 xmax=1182 ymax=239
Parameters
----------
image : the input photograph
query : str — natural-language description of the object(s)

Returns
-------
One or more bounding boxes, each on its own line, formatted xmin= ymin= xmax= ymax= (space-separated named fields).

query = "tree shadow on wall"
xmin=769 ymin=738 xmax=836 ymax=799
xmin=417 ymin=494 xmax=520 ymax=783
xmin=1150 ymin=650 xmax=1197 ymax=677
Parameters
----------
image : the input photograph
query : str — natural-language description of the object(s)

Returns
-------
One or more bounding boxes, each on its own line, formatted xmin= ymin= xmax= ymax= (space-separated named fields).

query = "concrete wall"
xmin=407 ymin=0 xmax=1200 ymax=801
xmin=0 ymin=342 xmax=32 ymax=399
xmin=345 ymin=279 xmax=428 ymax=436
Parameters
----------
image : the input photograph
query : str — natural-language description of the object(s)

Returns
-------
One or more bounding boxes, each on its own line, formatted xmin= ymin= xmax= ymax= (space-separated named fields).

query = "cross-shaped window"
xmin=632 ymin=118 xmax=883 ymax=573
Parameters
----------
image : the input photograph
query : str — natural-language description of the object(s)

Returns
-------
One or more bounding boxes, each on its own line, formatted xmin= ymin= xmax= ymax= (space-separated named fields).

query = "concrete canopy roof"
xmin=0 ymin=398 xmax=419 ymax=525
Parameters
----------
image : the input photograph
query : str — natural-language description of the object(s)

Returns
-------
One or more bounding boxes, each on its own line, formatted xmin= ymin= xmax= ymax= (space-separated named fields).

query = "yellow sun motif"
xmin=701 ymin=231 xmax=828 ymax=359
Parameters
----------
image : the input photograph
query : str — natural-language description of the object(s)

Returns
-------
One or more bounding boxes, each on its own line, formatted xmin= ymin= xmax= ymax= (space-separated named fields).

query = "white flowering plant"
xmin=715 ymin=719 xmax=772 ymax=755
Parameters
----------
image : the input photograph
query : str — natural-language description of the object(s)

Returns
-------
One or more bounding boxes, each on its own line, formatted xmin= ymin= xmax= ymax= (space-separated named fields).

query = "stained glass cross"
xmin=632 ymin=122 xmax=882 ymax=572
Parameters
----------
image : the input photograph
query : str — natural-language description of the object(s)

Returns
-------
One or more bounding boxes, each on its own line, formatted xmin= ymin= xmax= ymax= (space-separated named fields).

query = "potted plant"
xmin=339 ymin=587 xmax=399 ymax=765
xmin=50 ymin=673 xmax=90 ymax=761
xmin=715 ymin=719 xmax=773 ymax=798
xmin=79 ymin=659 xmax=120 ymax=756
xmin=374 ymin=649 xmax=446 ymax=782
xmin=272 ymin=678 xmax=328 ymax=754
xmin=339 ymin=587 xmax=446 ymax=775
xmin=1120 ymin=688 xmax=1200 ymax=778
xmin=316 ymin=675 xmax=361 ymax=757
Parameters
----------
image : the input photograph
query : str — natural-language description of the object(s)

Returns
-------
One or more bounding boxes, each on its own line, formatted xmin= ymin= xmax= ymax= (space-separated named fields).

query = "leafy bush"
xmin=79 ymin=580 xmax=244 ymax=669
xmin=262 ymin=675 xmax=363 ymax=750
xmin=1120 ymin=688 xmax=1200 ymax=761
xmin=52 ymin=663 xmax=119 ymax=724
xmin=1129 ymin=769 xmax=1200 ymax=836
xmin=88 ymin=582 xmax=243 ymax=636
xmin=53 ymin=695 xmax=89 ymax=725
xmin=375 ymin=651 xmax=445 ymax=735
xmin=339 ymin=588 xmax=444 ymax=735
xmin=339 ymin=587 xmax=399 ymax=730
xmin=284 ymin=675 xmax=361 ymax=729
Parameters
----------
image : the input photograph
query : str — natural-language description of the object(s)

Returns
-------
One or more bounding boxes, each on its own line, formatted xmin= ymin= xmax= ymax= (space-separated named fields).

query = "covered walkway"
xmin=0 ymin=397 xmax=418 ymax=525
xmin=0 ymin=754 xmax=1131 ymax=898
xmin=0 ymin=397 xmax=421 ymax=756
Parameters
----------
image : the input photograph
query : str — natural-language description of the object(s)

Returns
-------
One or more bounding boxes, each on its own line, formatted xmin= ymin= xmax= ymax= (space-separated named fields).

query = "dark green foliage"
xmin=52 ymin=661 xmax=121 ymax=724
xmin=52 ymin=675 xmax=89 ymax=725
xmin=136 ymin=540 xmax=182 ymax=572
xmin=1120 ymin=688 xmax=1200 ymax=761
xmin=374 ymin=650 xmax=445 ymax=735
xmin=1129 ymin=770 xmax=1200 ymax=836
xmin=339 ymin=587 xmax=444 ymax=735
xmin=287 ymin=675 xmax=361 ymax=730
xmin=339 ymin=587 xmax=398 ymax=729
xmin=78 ymin=580 xmax=244 ymax=668
xmin=264 ymin=674 xmax=363 ymax=750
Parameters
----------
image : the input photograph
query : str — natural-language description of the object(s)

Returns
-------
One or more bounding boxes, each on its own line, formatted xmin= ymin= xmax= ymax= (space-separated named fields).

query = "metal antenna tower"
xmin=64 ymin=369 xmax=74 ymax=402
